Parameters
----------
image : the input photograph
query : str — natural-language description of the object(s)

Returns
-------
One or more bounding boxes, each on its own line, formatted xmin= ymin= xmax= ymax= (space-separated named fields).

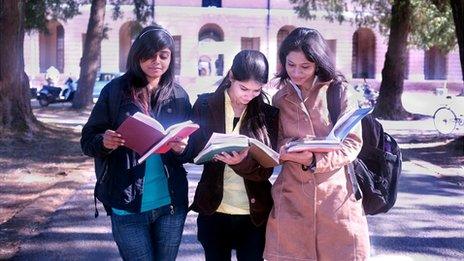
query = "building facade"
xmin=24 ymin=0 xmax=463 ymax=93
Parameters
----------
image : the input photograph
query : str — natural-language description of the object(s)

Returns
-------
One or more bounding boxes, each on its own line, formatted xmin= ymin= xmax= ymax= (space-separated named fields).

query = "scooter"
xmin=354 ymin=80 xmax=379 ymax=107
xmin=37 ymin=78 xmax=76 ymax=107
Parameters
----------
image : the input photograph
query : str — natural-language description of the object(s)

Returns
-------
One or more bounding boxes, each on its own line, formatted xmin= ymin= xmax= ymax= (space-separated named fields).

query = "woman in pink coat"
xmin=264 ymin=27 xmax=370 ymax=260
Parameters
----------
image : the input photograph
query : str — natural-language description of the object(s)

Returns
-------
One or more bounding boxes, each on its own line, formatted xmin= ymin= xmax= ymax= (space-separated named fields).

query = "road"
xmin=12 ymin=90 xmax=463 ymax=260
xmin=11 ymin=159 xmax=464 ymax=260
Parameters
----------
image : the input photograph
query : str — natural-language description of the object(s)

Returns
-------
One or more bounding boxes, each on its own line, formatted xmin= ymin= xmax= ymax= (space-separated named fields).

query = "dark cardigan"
xmin=81 ymin=74 xmax=192 ymax=215
xmin=184 ymin=85 xmax=279 ymax=226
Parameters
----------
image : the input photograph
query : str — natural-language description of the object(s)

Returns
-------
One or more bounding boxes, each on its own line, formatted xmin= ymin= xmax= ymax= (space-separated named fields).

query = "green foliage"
xmin=409 ymin=1 xmax=455 ymax=52
xmin=24 ymin=0 xmax=153 ymax=35
xmin=291 ymin=0 xmax=456 ymax=52
xmin=24 ymin=0 xmax=80 ymax=33
xmin=133 ymin=0 xmax=153 ymax=23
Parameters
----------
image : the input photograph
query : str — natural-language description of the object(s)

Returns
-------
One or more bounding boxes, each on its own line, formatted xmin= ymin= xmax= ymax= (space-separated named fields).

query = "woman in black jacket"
xmin=185 ymin=50 xmax=279 ymax=260
xmin=81 ymin=25 xmax=191 ymax=261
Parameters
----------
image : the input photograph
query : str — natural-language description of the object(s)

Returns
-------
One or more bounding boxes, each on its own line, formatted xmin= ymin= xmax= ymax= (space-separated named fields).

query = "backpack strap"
xmin=348 ymin=162 xmax=363 ymax=201
xmin=327 ymin=80 xmax=343 ymax=125
xmin=327 ymin=81 xmax=362 ymax=201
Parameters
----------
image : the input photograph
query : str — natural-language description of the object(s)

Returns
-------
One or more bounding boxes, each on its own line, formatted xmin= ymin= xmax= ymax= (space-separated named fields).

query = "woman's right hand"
xmin=279 ymin=145 xmax=314 ymax=166
xmin=103 ymin=130 xmax=125 ymax=150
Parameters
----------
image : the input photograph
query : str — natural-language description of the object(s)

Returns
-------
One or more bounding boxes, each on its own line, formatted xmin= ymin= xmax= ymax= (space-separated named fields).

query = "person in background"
xmin=81 ymin=25 xmax=191 ymax=261
xmin=184 ymin=50 xmax=279 ymax=260
xmin=264 ymin=27 xmax=370 ymax=260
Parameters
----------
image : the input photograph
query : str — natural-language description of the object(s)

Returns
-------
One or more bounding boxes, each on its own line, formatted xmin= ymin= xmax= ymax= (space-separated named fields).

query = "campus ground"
xmin=0 ymin=89 xmax=463 ymax=259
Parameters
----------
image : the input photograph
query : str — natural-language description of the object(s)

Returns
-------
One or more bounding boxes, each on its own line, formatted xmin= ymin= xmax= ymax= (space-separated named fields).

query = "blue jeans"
xmin=111 ymin=205 xmax=187 ymax=261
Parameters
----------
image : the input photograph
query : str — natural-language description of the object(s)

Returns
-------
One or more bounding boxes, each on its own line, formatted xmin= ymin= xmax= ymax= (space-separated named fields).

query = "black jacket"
xmin=81 ymin=75 xmax=192 ymax=215
xmin=184 ymin=85 xmax=279 ymax=226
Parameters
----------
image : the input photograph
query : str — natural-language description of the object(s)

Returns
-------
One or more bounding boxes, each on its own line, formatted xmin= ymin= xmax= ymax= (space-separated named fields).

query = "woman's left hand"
xmin=279 ymin=145 xmax=314 ymax=166
xmin=214 ymin=148 xmax=249 ymax=165
xmin=169 ymin=136 xmax=189 ymax=154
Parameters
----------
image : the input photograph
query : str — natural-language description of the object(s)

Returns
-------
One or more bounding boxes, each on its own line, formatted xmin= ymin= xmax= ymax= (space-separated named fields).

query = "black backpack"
xmin=327 ymin=82 xmax=402 ymax=215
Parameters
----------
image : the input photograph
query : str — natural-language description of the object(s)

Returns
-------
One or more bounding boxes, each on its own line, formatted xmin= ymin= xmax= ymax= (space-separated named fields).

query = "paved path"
xmin=12 ymin=160 xmax=464 ymax=260
xmin=10 ymin=90 xmax=463 ymax=260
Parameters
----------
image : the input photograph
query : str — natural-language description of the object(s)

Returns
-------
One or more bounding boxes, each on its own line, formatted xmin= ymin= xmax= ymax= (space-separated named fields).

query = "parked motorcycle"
xmin=37 ymin=78 xmax=76 ymax=107
xmin=354 ymin=79 xmax=379 ymax=108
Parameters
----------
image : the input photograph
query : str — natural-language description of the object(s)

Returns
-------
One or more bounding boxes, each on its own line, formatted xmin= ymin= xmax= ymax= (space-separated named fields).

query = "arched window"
xmin=198 ymin=23 xmax=224 ymax=42
xmin=39 ymin=21 xmax=65 ymax=73
xmin=198 ymin=24 xmax=224 ymax=77
xmin=424 ymin=46 xmax=447 ymax=80
xmin=352 ymin=28 xmax=376 ymax=79
xmin=276 ymin=26 xmax=295 ymax=72
xmin=119 ymin=21 xmax=142 ymax=72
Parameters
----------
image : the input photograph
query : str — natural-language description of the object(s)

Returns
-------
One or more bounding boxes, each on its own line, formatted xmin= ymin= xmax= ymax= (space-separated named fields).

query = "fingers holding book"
xmin=279 ymin=145 xmax=314 ymax=166
xmin=103 ymin=129 xmax=125 ymax=150
xmin=214 ymin=148 xmax=249 ymax=165
xmin=169 ymin=136 xmax=189 ymax=154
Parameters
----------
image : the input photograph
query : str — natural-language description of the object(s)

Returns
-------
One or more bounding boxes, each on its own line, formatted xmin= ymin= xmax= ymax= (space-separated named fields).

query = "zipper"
xmin=98 ymin=161 xmax=109 ymax=184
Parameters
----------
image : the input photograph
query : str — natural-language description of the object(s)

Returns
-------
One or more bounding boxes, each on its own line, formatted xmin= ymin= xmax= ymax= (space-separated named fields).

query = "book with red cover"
xmin=116 ymin=112 xmax=199 ymax=163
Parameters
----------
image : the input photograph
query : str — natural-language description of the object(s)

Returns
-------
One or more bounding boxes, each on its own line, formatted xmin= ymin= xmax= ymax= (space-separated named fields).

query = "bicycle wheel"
xmin=433 ymin=107 xmax=457 ymax=134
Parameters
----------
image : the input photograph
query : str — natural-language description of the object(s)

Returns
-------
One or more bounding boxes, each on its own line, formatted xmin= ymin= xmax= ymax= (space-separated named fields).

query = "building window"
xmin=173 ymin=36 xmax=181 ymax=75
xmin=424 ymin=46 xmax=447 ymax=80
xmin=276 ymin=26 xmax=295 ymax=72
xmin=198 ymin=23 xmax=224 ymax=42
xmin=119 ymin=21 xmax=142 ymax=72
xmin=241 ymin=37 xmax=260 ymax=51
xmin=202 ymin=0 xmax=221 ymax=7
xmin=352 ymin=28 xmax=376 ymax=79
xmin=39 ymin=21 xmax=65 ymax=73
xmin=326 ymin=39 xmax=337 ymax=66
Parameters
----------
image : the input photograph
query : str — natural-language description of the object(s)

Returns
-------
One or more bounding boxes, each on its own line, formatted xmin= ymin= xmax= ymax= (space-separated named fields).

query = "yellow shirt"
xmin=216 ymin=90 xmax=250 ymax=215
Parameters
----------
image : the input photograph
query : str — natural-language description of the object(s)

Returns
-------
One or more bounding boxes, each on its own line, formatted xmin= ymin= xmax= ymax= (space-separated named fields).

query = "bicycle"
xmin=433 ymin=96 xmax=464 ymax=134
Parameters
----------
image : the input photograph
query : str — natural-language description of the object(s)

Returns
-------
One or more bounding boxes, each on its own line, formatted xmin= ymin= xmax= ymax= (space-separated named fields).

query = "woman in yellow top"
xmin=183 ymin=50 xmax=279 ymax=260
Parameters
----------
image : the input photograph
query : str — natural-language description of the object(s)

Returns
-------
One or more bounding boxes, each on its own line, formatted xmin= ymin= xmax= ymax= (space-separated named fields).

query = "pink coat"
xmin=264 ymin=80 xmax=370 ymax=261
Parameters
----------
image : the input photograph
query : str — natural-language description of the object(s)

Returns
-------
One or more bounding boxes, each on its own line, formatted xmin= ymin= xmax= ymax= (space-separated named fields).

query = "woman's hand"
xmin=214 ymin=148 xmax=249 ymax=165
xmin=103 ymin=130 xmax=125 ymax=150
xmin=169 ymin=136 xmax=189 ymax=154
xmin=279 ymin=145 xmax=314 ymax=166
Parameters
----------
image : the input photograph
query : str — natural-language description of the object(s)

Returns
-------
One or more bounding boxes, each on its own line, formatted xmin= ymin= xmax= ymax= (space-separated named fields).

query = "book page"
xmin=132 ymin=112 xmax=166 ymax=134
xmin=165 ymin=120 xmax=195 ymax=133
xmin=248 ymin=138 xmax=279 ymax=168
xmin=194 ymin=143 xmax=249 ymax=164
xmin=329 ymin=107 xmax=373 ymax=141
xmin=205 ymin=133 xmax=248 ymax=147
xmin=137 ymin=122 xmax=200 ymax=163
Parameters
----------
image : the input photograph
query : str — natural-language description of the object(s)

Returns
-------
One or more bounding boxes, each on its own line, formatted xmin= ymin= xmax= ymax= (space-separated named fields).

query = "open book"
xmin=116 ymin=112 xmax=199 ymax=163
xmin=285 ymin=107 xmax=373 ymax=153
xmin=194 ymin=133 xmax=280 ymax=168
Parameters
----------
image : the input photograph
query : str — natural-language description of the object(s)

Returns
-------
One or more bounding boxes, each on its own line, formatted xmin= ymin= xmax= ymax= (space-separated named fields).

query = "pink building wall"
xmin=23 ymin=1 xmax=463 ymax=93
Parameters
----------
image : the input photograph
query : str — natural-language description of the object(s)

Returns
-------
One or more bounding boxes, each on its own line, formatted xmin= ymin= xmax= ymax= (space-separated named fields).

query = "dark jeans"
xmin=111 ymin=205 xmax=186 ymax=261
xmin=197 ymin=212 xmax=266 ymax=261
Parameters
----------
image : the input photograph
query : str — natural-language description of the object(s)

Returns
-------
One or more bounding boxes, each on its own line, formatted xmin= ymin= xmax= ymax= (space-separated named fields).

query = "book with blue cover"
xmin=285 ymin=107 xmax=373 ymax=153
xmin=194 ymin=133 xmax=280 ymax=168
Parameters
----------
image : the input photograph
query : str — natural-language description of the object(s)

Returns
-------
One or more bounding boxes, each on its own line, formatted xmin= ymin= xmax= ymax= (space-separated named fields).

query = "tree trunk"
xmin=72 ymin=0 xmax=106 ymax=109
xmin=373 ymin=0 xmax=412 ymax=120
xmin=449 ymin=0 xmax=464 ymax=85
xmin=0 ymin=1 xmax=40 ymax=135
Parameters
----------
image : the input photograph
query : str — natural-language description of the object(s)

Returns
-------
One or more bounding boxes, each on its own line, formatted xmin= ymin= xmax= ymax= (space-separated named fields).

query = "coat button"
xmin=250 ymin=198 xmax=256 ymax=204
xmin=166 ymin=108 xmax=172 ymax=113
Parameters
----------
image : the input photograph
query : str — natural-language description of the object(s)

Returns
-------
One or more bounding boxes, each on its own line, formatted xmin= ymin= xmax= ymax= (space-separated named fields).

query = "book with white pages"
xmin=285 ymin=107 xmax=373 ymax=153
xmin=194 ymin=133 xmax=280 ymax=168
xmin=116 ymin=112 xmax=199 ymax=163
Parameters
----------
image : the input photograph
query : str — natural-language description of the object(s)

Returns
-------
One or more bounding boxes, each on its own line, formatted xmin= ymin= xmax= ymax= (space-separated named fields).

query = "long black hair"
xmin=218 ymin=50 xmax=271 ymax=146
xmin=125 ymin=25 xmax=175 ymax=113
xmin=277 ymin=27 xmax=345 ymax=85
